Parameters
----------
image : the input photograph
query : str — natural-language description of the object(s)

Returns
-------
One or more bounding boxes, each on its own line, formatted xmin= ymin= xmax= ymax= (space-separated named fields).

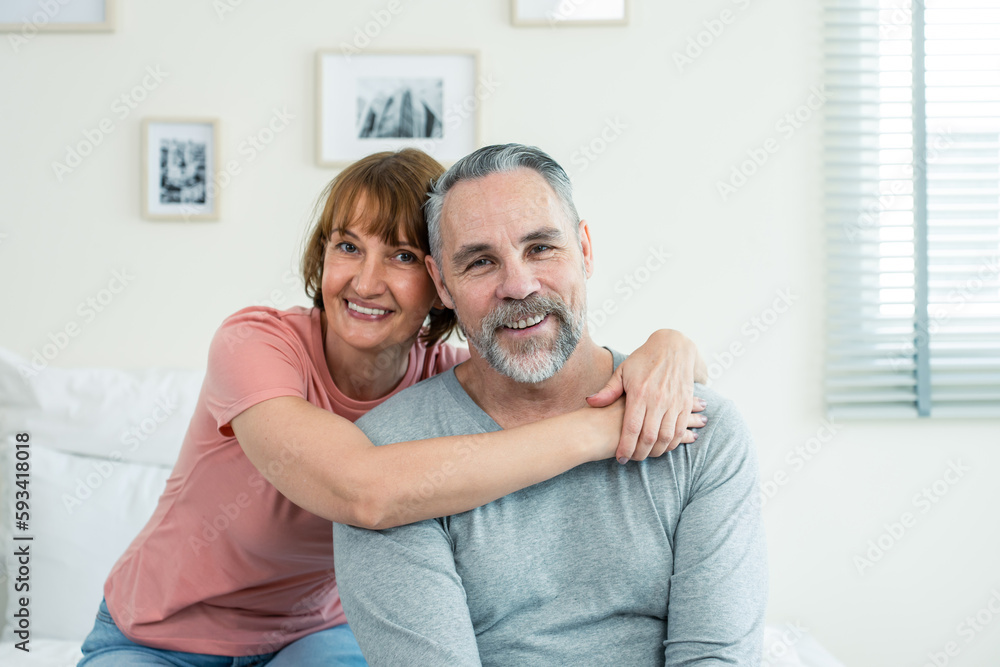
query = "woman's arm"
xmin=231 ymin=328 xmax=706 ymax=530
xmin=589 ymin=328 xmax=708 ymax=462
xmin=231 ymin=395 xmax=656 ymax=529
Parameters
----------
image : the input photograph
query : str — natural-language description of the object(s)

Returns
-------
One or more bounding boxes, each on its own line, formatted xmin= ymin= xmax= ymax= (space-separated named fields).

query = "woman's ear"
xmin=425 ymin=255 xmax=455 ymax=309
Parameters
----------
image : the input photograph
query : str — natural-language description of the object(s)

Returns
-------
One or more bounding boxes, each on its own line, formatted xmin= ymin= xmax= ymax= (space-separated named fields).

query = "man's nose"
xmin=496 ymin=260 xmax=541 ymax=301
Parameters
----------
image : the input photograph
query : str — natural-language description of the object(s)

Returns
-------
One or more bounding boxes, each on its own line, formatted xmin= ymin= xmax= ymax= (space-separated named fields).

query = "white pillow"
xmin=0 ymin=444 xmax=170 ymax=642
xmin=0 ymin=347 xmax=204 ymax=467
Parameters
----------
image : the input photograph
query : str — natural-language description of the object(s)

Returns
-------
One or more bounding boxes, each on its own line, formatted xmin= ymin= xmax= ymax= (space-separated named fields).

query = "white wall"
xmin=1 ymin=1 xmax=998 ymax=664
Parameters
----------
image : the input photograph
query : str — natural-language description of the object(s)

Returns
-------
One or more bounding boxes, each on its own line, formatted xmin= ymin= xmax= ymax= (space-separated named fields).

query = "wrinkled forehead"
xmin=439 ymin=169 xmax=572 ymax=249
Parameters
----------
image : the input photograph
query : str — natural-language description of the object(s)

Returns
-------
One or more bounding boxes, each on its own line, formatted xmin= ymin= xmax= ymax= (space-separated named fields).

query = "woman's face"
xmin=320 ymin=217 xmax=438 ymax=356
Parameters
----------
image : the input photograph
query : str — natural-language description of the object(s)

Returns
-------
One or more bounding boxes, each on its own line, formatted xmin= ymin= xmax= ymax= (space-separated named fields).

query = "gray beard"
xmin=458 ymin=294 xmax=585 ymax=384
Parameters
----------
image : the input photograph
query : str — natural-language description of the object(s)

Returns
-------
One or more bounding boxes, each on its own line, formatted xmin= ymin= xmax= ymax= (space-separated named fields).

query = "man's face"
xmin=427 ymin=168 xmax=594 ymax=383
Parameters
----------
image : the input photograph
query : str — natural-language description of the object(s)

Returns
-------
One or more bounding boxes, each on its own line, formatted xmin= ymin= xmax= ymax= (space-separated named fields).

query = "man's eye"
xmin=530 ymin=245 xmax=553 ymax=254
xmin=470 ymin=258 xmax=492 ymax=269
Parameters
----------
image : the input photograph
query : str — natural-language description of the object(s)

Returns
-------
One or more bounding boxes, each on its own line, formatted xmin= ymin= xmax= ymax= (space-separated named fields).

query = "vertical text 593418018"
xmin=11 ymin=433 xmax=32 ymax=652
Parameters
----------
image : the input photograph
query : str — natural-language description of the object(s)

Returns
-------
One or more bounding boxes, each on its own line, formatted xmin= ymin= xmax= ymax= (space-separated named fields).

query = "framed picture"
xmin=511 ymin=0 xmax=628 ymax=26
xmin=141 ymin=118 xmax=220 ymax=222
xmin=0 ymin=0 xmax=115 ymax=32
xmin=316 ymin=50 xmax=479 ymax=168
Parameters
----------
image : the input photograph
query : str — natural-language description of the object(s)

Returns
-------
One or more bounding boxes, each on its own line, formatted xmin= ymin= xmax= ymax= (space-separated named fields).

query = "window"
xmin=825 ymin=0 xmax=1000 ymax=417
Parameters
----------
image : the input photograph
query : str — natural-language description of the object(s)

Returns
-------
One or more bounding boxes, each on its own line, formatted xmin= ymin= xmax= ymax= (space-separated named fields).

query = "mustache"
xmin=480 ymin=294 xmax=571 ymax=331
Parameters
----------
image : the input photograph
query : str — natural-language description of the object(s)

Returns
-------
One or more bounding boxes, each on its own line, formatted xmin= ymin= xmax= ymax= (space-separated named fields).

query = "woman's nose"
xmin=354 ymin=257 xmax=386 ymax=296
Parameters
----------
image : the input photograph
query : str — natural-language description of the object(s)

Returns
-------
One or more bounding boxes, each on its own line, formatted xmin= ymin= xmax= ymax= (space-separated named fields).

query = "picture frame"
xmin=316 ymin=50 xmax=480 ymax=168
xmin=141 ymin=118 xmax=220 ymax=222
xmin=511 ymin=0 xmax=629 ymax=27
xmin=0 ymin=0 xmax=116 ymax=32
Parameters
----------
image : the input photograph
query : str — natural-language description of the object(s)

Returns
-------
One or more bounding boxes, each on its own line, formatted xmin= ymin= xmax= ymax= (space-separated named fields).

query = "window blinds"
xmin=825 ymin=0 xmax=1000 ymax=418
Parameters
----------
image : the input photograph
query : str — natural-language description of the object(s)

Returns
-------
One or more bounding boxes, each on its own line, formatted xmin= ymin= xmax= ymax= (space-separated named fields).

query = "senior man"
xmin=332 ymin=144 xmax=767 ymax=665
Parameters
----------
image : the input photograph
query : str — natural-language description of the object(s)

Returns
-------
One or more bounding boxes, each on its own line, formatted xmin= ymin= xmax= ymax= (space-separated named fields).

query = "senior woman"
xmin=78 ymin=149 xmax=708 ymax=666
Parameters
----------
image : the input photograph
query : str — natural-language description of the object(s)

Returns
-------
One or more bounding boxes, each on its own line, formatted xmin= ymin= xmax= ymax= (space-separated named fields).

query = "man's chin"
xmin=485 ymin=347 xmax=562 ymax=384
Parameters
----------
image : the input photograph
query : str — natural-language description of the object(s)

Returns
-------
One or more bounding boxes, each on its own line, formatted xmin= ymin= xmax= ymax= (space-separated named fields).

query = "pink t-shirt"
xmin=104 ymin=305 xmax=468 ymax=656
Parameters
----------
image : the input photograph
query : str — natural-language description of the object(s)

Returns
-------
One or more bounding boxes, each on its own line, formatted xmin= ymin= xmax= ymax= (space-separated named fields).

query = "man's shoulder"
xmin=357 ymin=371 xmax=465 ymax=446
xmin=685 ymin=383 xmax=756 ymax=468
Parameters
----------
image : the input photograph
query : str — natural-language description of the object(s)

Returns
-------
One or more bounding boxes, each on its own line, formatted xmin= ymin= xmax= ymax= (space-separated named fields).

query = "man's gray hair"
xmin=424 ymin=143 xmax=580 ymax=260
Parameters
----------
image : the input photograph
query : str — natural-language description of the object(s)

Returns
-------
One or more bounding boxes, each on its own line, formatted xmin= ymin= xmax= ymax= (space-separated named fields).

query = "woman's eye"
xmin=337 ymin=242 xmax=358 ymax=253
xmin=395 ymin=252 xmax=416 ymax=263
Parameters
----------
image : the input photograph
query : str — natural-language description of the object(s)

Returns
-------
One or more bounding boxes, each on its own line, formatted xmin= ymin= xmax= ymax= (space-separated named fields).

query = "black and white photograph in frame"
xmin=0 ymin=0 xmax=115 ymax=32
xmin=511 ymin=0 xmax=628 ymax=26
xmin=356 ymin=77 xmax=444 ymax=139
xmin=317 ymin=50 xmax=478 ymax=167
xmin=142 ymin=119 xmax=219 ymax=221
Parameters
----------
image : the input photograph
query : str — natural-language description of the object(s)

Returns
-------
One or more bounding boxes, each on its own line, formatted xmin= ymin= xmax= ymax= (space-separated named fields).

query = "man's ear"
xmin=426 ymin=255 xmax=456 ymax=309
xmin=578 ymin=219 xmax=594 ymax=279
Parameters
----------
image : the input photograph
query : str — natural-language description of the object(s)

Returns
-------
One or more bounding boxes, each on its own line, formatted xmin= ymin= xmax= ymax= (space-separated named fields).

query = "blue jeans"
xmin=78 ymin=599 xmax=367 ymax=666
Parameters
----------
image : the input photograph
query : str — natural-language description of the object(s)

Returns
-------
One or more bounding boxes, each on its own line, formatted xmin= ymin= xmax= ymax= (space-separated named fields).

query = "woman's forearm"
xmin=349 ymin=406 xmax=617 ymax=529
xmin=232 ymin=396 xmax=619 ymax=530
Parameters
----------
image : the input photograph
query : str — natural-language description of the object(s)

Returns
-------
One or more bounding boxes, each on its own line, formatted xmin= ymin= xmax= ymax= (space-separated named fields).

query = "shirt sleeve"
xmin=662 ymin=398 xmax=768 ymax=664
xmin=203 ymin=307 xmax=310 ymax=437
xmin=332 ymin=519 xmax=482 ymax=666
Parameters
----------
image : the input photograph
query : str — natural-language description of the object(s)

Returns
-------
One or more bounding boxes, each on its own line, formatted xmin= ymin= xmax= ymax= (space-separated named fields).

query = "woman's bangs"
xmin=334 ymin=181 xmax=426 ymax=252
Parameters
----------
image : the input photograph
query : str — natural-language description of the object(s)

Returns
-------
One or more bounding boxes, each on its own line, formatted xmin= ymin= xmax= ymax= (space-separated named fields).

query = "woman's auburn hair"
xmin=300 ymin=149 xmax=458 ymax=346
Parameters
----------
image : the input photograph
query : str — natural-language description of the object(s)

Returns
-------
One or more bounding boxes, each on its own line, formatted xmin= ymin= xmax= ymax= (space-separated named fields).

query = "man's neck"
xmin=454 ymin=335 xmax=614 ymax=429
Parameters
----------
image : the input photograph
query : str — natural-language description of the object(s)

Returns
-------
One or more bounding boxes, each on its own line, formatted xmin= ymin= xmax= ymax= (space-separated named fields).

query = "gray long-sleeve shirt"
xmin=333 ymin=353 xmax=768 ymax=666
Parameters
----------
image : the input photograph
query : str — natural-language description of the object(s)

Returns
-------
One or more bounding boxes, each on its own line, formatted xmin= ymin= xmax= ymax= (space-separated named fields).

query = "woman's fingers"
xmin=644 ymin=402 xmax=707 ymax=459
xmin=688 ymin=410 xmax=708 ymax=430
xmin=587 ymin=369 xmax=624 ymax=408
xmin=615 ymin=396 xmax=645 ymax=463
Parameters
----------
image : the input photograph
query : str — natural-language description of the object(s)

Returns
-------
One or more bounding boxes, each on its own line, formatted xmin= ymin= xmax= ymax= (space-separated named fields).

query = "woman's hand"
xmin=586 ymin=329 xmax=708 ymax=463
